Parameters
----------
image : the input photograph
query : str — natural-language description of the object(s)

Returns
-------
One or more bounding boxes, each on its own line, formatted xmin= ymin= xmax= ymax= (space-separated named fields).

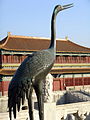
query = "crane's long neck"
xmin=49 ymin=11 xmax=57 ymax=53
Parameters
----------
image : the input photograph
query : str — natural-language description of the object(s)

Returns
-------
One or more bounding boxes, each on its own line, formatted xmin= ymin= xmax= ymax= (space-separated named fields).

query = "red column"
xmin=89 ymin=57 xmax=90 ymax=63
xmin=1 ymin=81 xmax=4 ymax=96
xmin=68 ymin=56 xmax=70 ymax=63
xmin=61 ymin=56 xmax=63 ymax=63
xmin=82 ymin=75 xmax=84 ymax=88
xmin=4 ymin=55 xmax=7 ymax=63
xmin=59 ymin=56 xmax=61 ymax=63
xmin=86 ymin=56 xmax=88 ymax=63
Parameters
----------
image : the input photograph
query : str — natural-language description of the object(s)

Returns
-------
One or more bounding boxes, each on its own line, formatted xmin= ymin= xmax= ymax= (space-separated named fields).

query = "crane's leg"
xmin=27 ymin=86 xmax=34 ymax=120
xmin=34 ymin=81 xmax=44 ymax=120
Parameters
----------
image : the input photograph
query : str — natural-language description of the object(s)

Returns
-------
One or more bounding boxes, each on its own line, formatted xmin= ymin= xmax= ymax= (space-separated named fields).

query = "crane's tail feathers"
xmin=9 ymin=108 xmax=12 ymax=120
xmin=13 ymin=104 xmax=16 ymax=118
xmin=22 ymin=90 xmax=25 ymax=105
xmin=17 ymin=96 xmax=21 ymax=112
xmin=8 ymin=87 xmax=26 ymax=119
xmin=8 ymin=95 xmax=18 ymax=119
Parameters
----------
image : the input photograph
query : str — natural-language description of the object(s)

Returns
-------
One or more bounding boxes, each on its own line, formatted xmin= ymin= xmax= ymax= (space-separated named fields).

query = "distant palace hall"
xmin=0 ymin=32 xmax=90 ymax=96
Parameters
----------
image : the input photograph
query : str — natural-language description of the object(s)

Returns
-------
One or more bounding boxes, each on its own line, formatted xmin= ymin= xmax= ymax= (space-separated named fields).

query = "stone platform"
xmin=1 ymin=89 xmax=90 ymax=120
xmin=0 ymin=109 xmax=39 ymax=120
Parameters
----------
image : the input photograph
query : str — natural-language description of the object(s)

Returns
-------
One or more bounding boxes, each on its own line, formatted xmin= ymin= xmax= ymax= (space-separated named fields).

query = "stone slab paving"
xmin=0 ymin=109 xmax=39 ymax=120
xmin=0 ymin=96 xmax=39 ymax=120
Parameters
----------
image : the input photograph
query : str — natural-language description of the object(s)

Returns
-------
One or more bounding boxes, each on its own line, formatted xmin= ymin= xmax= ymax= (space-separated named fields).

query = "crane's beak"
xmin=62 ymin=3 xmax=74 ymax=10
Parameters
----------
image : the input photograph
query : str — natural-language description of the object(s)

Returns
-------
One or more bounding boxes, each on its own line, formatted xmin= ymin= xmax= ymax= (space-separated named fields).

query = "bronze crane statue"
xmin=8 ymin=4 xmax=73 ymax=120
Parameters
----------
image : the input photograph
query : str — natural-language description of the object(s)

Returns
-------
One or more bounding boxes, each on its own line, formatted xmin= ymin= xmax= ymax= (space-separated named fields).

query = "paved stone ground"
xmin=0 ymin=95 xmax=39 ymax=120
xmin=0 ymin=109 xmax=39 ymax=120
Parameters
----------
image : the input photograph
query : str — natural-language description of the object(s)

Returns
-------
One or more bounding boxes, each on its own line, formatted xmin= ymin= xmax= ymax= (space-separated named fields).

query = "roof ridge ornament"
xmin=7 ymin=32 xmax=11 ymax=36
xmin=65 ymin=36 xmax=69 ymax=41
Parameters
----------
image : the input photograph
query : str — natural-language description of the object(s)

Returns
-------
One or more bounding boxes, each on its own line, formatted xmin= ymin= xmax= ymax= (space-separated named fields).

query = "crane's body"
xmin=8 ymin=48 xmax=55 ymax=120
xmin=9 ymin=48 xmax=55 ymax=88
xmin=8 ymin=4 xmax=73 ymax=120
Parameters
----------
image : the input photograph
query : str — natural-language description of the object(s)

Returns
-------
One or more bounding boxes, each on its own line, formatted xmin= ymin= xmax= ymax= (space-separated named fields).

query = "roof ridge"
xmin=68 ymin=40 xmax=90 ymax=51
xmin=10 ymin=35 xmax=50 ymax=40
xmin=1 ymin=34 xmax=90 ymax=53
xmin=1 ymin=36 xmax=10 ymax=48
xmin=9 ymin=34 xmax=67 ymax=41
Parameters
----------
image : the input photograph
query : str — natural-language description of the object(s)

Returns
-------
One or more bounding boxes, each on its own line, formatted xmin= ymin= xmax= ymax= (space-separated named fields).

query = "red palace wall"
xmin=1 ymin=55 xmax=90 ymax=64
xmin=2 ymin=55 xmax=27 ymax=63
xmin=0 ymin=81 xmax=10 ymax=96
xmin=1 ymin=54 xmax=90 ymax=95
xmin=53 ymin=77 xmax=90 ymax=91
xmin=1 ymin=77 xmax=90 ymax=95
xmin=55 ymin=56 xmax=90 ymax=63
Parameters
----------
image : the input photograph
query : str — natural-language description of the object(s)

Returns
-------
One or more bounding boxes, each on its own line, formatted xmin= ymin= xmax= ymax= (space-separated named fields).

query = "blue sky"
xmin=0 ymin=0 xmax=90 ymax=48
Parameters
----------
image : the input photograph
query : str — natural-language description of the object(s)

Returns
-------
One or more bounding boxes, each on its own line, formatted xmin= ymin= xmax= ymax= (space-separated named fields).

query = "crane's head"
xmin=54 ymin=3 xmax=73 ymax=14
